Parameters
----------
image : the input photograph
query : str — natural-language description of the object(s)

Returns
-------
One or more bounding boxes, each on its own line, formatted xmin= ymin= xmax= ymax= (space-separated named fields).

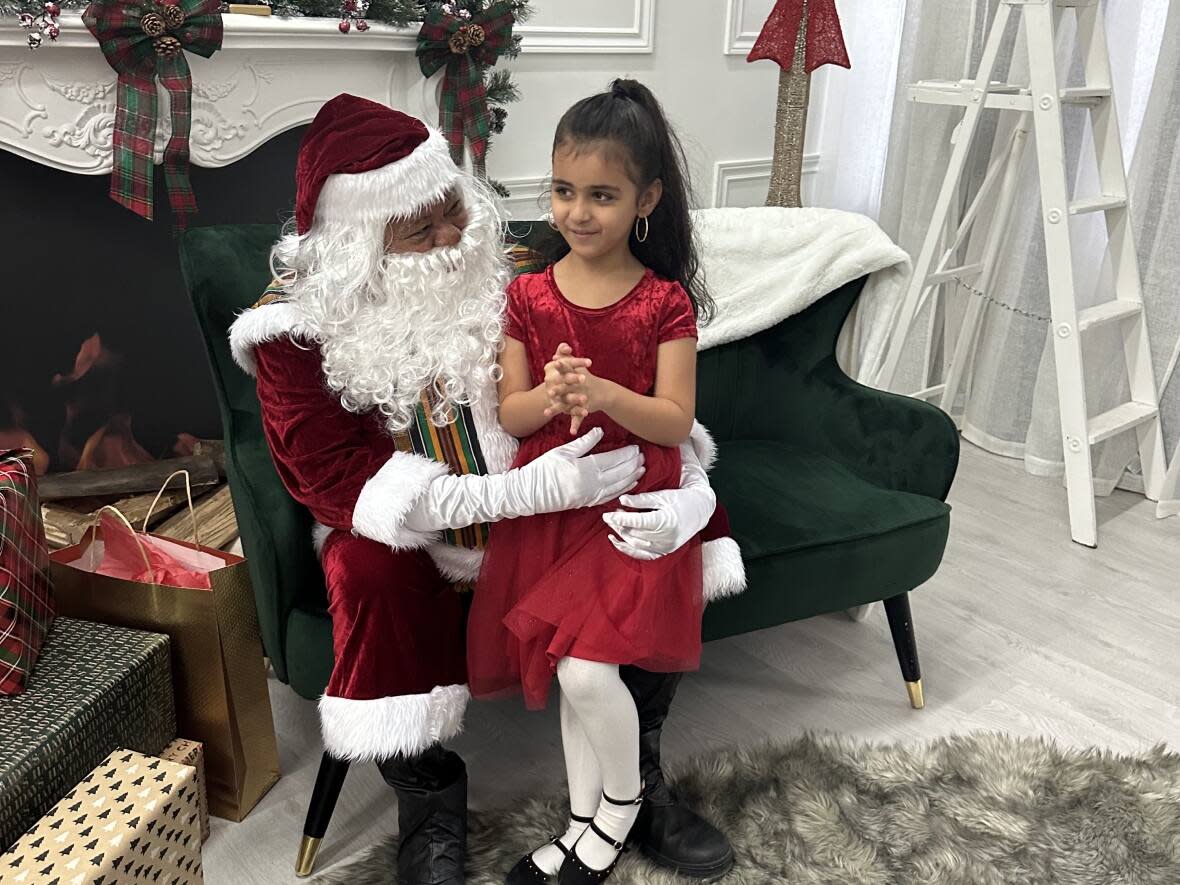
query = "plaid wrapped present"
xmin=0 ymin=618 xmax=176 ymax=851
xmin=0 ymin=449 xmax=54 ymax=696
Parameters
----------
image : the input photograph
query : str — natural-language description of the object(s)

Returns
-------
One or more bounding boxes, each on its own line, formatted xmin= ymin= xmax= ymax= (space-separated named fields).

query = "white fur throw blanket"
xmin=691 ymin=207 xmax=910 ymax=383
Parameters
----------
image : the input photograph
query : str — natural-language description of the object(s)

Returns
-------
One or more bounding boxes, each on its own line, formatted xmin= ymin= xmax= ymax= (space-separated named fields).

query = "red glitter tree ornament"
xmin=746 ymin=0 xmax=849 ymax=73
xmin=745 ymin=0 xmax=850 ymax=207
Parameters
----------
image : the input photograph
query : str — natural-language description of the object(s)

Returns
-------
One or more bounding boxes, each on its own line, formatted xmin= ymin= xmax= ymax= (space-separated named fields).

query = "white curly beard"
xmin=273 ymin=179 xmax=510 ymax=433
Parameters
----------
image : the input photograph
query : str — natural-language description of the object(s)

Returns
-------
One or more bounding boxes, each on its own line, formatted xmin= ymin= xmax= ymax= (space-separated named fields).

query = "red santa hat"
xmin=295 ymin=94 xmax=459 ymax=235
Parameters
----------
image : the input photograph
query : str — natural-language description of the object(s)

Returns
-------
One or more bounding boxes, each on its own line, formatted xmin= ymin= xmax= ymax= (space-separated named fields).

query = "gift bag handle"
xmin=142 ymin=469 xmax=202 ymax=548
xmin=86 ymin=504 xmax=157 ymax=584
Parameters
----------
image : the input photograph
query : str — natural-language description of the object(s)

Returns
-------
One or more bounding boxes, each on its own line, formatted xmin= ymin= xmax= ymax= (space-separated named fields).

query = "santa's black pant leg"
xmin=316 ymin=532 xmax=471 ymax=881
xmin=378 ymin=744 xmax=467 ymax=885
xmin=620 ymin=666 xmax=735 ymax=878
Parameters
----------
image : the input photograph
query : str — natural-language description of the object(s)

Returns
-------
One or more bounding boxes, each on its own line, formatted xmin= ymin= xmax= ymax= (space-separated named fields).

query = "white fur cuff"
xmin=428 ymin=543 xmax=485 ymax=583
xmin=703 ymin=536 xmax=746 ymax=602
xmin=688 ymin=420 xmax=718 ymax=471
xmin=319 ymin=684 xmax=470 ymax=762
xmin=227 ymin=301 xmax=312 ymax=376
xmin=352 ymin=451 xmax=451 ymax=550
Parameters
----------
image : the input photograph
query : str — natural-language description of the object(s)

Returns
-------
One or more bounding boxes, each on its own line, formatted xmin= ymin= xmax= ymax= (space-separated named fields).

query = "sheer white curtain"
xmin=868 ymin=0 xmax=1176 ymax=522
xmin=1129 ymin=9 xmax=1180 ymax=517
xmin=811 ymin=0 xmax=908 ymax=218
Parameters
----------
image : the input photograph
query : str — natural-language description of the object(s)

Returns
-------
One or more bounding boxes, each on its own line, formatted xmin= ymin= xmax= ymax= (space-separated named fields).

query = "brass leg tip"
xmin=296 ymin=835 xmax=322 ymax=877
xmin=906 ymin=679 xmax=925 ymax=710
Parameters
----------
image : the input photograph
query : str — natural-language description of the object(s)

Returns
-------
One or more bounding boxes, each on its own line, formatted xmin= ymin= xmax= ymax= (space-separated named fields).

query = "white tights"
xmin=529 ymin=657 xmax=642 ymax=874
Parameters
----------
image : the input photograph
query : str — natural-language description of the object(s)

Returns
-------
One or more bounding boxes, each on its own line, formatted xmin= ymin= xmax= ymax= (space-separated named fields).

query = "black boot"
xmin=377 ymin=743 xmax=467 ymax=885
xmin=619 ymin=667 xmax=734 ymax=879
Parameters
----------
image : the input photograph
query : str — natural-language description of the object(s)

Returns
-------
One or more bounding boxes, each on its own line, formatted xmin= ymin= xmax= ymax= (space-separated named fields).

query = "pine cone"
xmin=448 ymin=30 xmax=469 ymax=54
xmin=162 ymin=3 xmax=186 ymax=28
xmin=466 ymin=23 xmax=484 ymax=47
xmin=154 ymin=34 xmax=182 ymax=56
xmin=141 ymin=11 xmax=167 ymax=36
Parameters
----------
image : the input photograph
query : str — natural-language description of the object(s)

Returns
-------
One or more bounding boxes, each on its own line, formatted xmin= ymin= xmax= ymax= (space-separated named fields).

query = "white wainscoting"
xmin=723 ymin=0 xmax=772 ymax=55
xmin=518 ymin=0 xmax=654 ymax=54
xmin=711 ymin=154 xmax=821 ymax=208
xmin=499 ymin=175 xmax=550 ymax=222
xmin=498 ymin=152 xmax=822 ymax=222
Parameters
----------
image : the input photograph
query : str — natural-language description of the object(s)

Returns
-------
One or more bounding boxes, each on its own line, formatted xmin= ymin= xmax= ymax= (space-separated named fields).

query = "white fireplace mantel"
xmin=0 ymin=11 xmax=442 ymax=173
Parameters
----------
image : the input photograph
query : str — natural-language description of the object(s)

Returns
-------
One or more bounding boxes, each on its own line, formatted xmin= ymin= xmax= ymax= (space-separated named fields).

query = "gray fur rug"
xmin=311 ymin=732 xmax=1180 ymax=885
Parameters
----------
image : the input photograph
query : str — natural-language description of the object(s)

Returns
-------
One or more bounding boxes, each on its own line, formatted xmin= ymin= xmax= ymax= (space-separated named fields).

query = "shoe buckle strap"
xmin=588 ymin=820 xmax=624 ymax=852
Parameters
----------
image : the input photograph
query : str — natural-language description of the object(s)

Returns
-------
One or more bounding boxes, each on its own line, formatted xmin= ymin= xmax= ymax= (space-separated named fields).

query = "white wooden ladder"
xmin=879 ymin=0 xmax=1166 ymax=548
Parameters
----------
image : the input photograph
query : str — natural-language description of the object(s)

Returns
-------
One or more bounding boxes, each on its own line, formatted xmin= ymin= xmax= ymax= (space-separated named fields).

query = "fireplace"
xmin=1 ymin=11 xmax=438 ymax=479
xmin=0 ymin=126 xmax=307 ymax=477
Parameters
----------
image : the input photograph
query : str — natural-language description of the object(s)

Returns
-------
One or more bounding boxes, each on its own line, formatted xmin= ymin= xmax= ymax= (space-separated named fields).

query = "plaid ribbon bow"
xmin=83 ymin=0 xmax=222 ymax=231
xmin=416 ymin=2 xmax=515 ymax=176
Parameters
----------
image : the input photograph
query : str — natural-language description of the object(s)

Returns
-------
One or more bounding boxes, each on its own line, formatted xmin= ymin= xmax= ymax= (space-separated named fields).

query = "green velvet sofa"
xmin=179 ymin=222 xmax=959 ymax=876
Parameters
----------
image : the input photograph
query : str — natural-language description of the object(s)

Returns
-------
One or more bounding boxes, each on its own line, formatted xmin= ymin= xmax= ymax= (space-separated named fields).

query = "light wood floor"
xmin=203 ymin=442 xmax=1180 ymax=884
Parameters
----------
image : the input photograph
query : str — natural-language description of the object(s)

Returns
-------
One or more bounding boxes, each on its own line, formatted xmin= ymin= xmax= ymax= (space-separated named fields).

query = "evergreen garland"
xmin=4 ymin=0 xmax=530 ymax=24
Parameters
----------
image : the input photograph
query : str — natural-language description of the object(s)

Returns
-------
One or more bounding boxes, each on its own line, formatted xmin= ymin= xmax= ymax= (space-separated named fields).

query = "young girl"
xmin=467 ymin=80 xmax=714 ymax=885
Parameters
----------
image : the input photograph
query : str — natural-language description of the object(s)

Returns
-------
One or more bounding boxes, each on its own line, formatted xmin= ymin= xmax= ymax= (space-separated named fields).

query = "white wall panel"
xmin=519 ymin=0 xmax=654 ymax=53
xmin=723 ymin=0 xmax=772 ymax=55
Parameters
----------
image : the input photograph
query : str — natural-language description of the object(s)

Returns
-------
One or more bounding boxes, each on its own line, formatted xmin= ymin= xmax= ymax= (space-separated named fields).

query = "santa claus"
xmin=228 ymin=94 xmax=744 ymax=884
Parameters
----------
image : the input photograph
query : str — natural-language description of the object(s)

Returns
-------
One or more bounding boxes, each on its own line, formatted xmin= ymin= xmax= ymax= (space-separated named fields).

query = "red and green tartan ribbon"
xmin=83 ymin=0 xmax=222 ymax=230
xmin=416 ymin=2 xmax=515 ymax=175
xmin=0 ymin=450 xmax=54 ymax=696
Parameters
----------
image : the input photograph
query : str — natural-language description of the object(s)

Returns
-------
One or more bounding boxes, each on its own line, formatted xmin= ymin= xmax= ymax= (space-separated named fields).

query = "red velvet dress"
xmin=467 ymin=267 xmax=704 ymax=710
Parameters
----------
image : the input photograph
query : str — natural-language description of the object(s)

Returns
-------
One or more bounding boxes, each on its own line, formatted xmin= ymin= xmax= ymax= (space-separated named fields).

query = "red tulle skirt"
xmin=466 ymin=438 xmax=703 ymax=710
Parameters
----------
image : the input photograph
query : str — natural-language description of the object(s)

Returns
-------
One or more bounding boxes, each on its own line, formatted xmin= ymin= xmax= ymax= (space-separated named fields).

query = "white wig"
xmin=269 ymin=174 xmax=511 ymax=433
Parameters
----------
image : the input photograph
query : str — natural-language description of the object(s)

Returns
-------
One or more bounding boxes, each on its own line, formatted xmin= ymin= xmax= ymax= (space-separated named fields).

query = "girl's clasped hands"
xmin=543 ymin=342 xmax=607 ymax=435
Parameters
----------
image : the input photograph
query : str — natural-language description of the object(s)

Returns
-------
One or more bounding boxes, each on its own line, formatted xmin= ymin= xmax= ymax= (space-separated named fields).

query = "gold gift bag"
xmin=48 ymin=473 xmax=280 ymax=822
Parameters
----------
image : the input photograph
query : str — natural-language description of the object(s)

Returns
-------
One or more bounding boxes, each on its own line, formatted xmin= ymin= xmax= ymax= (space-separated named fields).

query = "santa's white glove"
xmin=403 ymin=426 xmax=645 ymax=533
xmin=602 ymin=438 xmax=716 ymax=560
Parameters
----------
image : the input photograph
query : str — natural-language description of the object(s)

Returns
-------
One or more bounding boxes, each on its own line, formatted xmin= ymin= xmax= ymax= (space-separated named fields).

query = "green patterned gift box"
xmin=0 ymin=617 xmax=176 ymax=851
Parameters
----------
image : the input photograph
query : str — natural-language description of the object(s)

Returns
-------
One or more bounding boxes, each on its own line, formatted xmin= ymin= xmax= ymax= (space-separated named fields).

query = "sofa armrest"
xmin=800 ymin=357 xmax=960 ymax=501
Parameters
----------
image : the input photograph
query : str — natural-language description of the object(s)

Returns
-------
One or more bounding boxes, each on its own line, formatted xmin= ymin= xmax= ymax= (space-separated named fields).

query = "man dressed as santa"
xmin=229 ymin=95 xmax=745 ymax=885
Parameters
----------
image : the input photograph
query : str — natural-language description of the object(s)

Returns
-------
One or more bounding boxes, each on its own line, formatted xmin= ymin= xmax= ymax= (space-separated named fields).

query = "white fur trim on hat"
xmin=228 ymin=301 xmax=314 ymax=376
xmin=314 ymin=127 xmax=460 ymax=233
xmin=319 ymin=683 xmax=470 ymax=762
xmin=352 ymin=451 xmax=450 ymax=550
xmin=427 ymin=543 xmax=485 ymax=583
xmin=688 ymin=420 xmax=718 ymax=471
xmin=703 ymin=536 xmax=746 ymax=602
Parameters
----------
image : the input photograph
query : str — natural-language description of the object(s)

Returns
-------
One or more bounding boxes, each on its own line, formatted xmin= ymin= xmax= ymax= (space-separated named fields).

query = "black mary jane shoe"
xmin=557 ymin=791 xmax=642 ymax=885
xmin=505 ymin=814 xmax=592 ymax=884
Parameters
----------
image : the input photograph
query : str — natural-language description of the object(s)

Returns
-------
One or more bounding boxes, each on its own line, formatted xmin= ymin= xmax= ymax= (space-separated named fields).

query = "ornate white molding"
xmin=499 ymin=174 xmax=549 ymax=221
xmin=723 ymin=0 xmax=764 ymax=56
xmin=517 ymin=0 xmax=653 ymax=54
xmin=0 ymin=12 xmax=436 ymax=174
xmin=712 ymin=154 xmax=821 ymax=207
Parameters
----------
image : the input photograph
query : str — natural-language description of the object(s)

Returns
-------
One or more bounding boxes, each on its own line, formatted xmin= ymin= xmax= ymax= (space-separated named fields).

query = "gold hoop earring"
xmin=635 ymin=215 xmax=649 ymax=243
xmin=546 ymin=211 xmax=559 ymax=231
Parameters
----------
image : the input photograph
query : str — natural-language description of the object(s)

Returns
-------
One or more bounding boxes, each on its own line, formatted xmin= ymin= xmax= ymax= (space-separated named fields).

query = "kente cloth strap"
xmin=394 ymin=392 xmax=490 ymax=551
xmin=83 ymin=0 xmax=223 ymax=230
xmin=416 ymin=3 xmax=515 ymax=174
